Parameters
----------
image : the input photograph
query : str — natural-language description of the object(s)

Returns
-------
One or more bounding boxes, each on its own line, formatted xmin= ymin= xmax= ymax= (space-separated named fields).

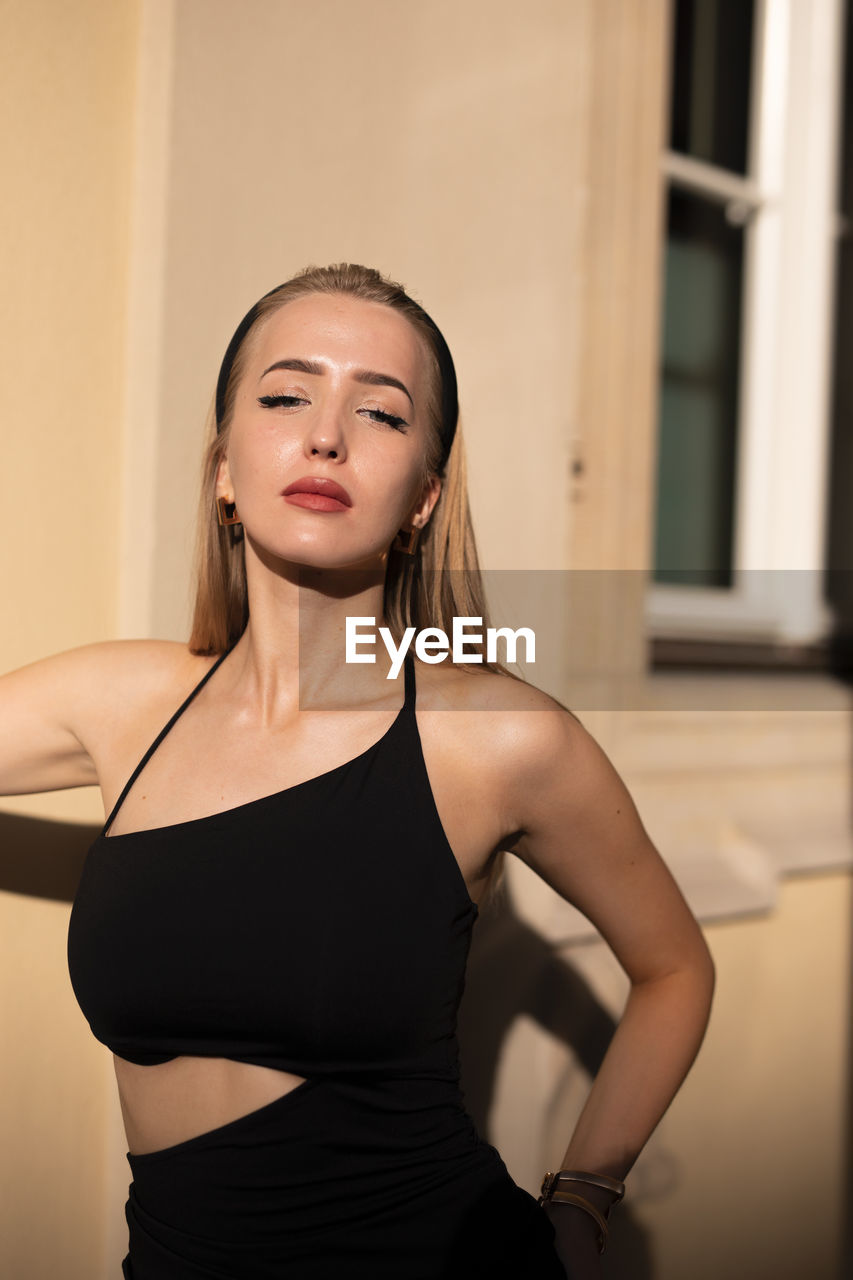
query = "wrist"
xmin=537 ymin=1169 xmax=625 ymax=1254
xmin=542 ymin=1195 xmax=605 ymax=1246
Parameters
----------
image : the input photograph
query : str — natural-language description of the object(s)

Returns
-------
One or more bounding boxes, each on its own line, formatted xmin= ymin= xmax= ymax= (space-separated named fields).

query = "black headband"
xmin=214 ymin=283 xmax=459 ymax=469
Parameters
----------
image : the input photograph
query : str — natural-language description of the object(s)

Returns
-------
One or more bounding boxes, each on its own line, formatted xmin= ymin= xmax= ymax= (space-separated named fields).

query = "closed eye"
xmin=257 ymin=394 xmax=305 ymax=409
xmin=358 ymin=408 xmax=408 ymax=431
xmin=257 ymin=394 xmax=408 ymax=431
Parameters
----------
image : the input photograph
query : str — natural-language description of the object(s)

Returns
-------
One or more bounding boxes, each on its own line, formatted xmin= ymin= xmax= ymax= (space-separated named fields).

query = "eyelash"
xmin=256 ymin=394 xmax=408 ymax=432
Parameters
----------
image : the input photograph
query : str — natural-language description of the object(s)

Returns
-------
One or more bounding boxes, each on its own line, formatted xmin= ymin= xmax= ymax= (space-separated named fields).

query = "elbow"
xmin=698 ymin=931 xmax=716 ymax=1001
xmin=632 ymin=931 xmax=716 ymax=1020
xmin=699 ymin=941 xmax=716 ymax=1023
xmin=686 ymin=933 xmax=716 ymax=1035
xmin=679 ymin=928 xmax=715 ymax=1007
xmin=681 ymin=919 xmax=716 ymax=1009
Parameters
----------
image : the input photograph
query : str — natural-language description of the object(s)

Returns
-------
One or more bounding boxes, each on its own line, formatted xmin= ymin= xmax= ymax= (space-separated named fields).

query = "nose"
xmin=303 ymin=397 xmax=347 ymax=461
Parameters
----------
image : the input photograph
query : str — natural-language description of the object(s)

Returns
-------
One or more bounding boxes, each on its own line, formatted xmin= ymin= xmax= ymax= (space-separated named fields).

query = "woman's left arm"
xmin=502 ymin=703 xmax=716 ymax=1271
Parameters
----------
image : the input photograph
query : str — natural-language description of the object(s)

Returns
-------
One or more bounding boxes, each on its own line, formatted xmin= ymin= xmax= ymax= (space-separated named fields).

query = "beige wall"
xmin=500 ymin=867 xmax=852 ymax=1280
xmin=642 ymin=869 xmax=851 ymax=1280
xmin=145 ymin=0 xmax=590 ymax=638
xmin=0 ymin=0 xmax=137 ymax=667
xmin=0 ymin=2 xmax=140 ymax=1277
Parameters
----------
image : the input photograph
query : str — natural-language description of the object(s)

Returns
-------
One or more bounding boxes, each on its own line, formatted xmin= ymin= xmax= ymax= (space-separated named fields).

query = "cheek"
xmin=228 ymin=431 xmax=295 ymax=493
xmin=379 ymin=456 xmax=427 ymax=518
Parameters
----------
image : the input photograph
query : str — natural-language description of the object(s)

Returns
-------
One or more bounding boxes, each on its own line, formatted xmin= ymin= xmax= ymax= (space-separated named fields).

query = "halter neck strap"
xmin=102 ymin=646 xmax=233 ymax=836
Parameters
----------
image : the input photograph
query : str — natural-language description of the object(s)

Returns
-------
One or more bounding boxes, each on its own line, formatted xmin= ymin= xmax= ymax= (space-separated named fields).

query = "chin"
xmin=264 ymin=541 xmax=390 ymax=577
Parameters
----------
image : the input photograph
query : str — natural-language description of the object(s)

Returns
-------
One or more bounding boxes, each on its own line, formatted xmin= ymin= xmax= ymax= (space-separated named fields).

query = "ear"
xmin=215 ymin=454 xmax=234 ymax=501
xmin=411 ymin=473 xmax=442 ymax=530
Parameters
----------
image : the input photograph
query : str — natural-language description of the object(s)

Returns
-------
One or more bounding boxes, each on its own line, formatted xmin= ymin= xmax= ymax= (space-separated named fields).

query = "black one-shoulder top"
xmin=67 ymin=649 xmax=478 ymax=1080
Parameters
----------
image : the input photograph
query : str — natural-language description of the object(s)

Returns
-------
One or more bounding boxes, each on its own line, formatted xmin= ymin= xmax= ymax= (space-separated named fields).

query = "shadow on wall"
xmin=457 ymin=881 xmax=654 ymax=1279
xmin=0 ymin=812 xmax=98 ymax=902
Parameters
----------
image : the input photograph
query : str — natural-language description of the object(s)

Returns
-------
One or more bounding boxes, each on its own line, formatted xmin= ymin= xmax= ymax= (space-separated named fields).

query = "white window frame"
xmin=646 ymin=0 xmax=846 ymax=647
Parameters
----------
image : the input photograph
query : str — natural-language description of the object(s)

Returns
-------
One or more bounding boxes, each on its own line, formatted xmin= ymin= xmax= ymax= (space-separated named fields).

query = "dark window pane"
xmin=825 ymin=5 xmax=853 ymax=662
xmin=653 ymin=188 xmax=743 ymax=587
xmin=670 ymin=0 xmax=755 ymax=174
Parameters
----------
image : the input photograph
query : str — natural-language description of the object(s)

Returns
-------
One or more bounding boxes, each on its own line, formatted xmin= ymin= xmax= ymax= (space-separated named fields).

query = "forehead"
xmin=248 ymin=293 xmax=427 ymax=386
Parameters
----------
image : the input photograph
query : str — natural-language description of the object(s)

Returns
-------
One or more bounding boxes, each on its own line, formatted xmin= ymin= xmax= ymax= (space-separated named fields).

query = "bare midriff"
xmin=114 ymin=1055 xmax=308 ymax=1156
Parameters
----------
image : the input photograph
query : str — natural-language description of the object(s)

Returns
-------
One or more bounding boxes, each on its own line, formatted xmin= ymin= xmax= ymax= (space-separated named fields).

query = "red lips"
xmin=282 ymin=476 xmax=352 ymax=509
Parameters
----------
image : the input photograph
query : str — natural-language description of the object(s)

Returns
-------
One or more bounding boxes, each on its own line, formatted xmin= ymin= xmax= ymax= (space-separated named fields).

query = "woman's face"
xmin=216 ymin=292 xmax=441 ymax=573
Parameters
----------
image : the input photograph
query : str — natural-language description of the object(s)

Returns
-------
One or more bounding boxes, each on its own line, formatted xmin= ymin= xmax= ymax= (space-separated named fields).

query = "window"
xmin=647 ymin=0 xmax=846 ymax=656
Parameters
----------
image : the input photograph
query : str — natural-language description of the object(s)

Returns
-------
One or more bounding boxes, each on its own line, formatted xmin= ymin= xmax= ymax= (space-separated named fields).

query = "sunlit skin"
xmin=217 ymin=292 xmax=440 ymax=574
xmin=211 ymin=293 xmax=442 ymax=709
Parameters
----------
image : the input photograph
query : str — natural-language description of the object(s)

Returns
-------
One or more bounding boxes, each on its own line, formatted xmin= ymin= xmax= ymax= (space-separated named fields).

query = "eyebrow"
xmin=260 ymin=358 xmax=414 ymax=409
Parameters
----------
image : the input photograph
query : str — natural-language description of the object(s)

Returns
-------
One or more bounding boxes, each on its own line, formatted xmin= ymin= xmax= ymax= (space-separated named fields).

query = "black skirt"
xmin=121 ymin=1073 xmax=564 ymax=1279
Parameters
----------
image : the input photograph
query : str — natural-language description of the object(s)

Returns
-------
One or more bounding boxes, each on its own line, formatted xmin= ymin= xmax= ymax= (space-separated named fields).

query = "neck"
xmin=221 ymin=540 xmax=404 ymax=721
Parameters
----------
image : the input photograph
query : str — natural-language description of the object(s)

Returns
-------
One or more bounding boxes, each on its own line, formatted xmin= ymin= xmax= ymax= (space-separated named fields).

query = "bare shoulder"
xmin=412 ymin=659 xmax=592 ymax=815
xmin=4 ymin=637 xmax=208 ymax=708
xmin=419 ymin=663 xmax=653 ymax=889
xmin=0 ymin=638 xmax=216 ymax=797
xmin=415 ymin=657 xmax=583 ymax=732
xmin=3 ymin=637 xmax=219 ymax=758
xmin=70 ymin=640 xmax=216 ymax=739
xmin=76 ymin=637 xmax=210 ymax=697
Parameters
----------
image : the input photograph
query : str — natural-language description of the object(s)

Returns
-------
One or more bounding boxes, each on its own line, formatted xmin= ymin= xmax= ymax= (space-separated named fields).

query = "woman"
xmin=3 ymin=264 xmax=714 ymax=1279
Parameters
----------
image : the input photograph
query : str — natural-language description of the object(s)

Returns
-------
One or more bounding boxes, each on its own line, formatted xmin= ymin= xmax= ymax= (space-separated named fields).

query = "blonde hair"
xmin=189 ymin=263 xmax=512 ymax=903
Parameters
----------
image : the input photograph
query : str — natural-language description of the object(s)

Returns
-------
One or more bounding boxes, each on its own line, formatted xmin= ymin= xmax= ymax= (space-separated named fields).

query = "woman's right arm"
xmin=0 ymin=641 xmax=193 ymax=798
xmin=0 ymin=646 xmax=110 ymax=796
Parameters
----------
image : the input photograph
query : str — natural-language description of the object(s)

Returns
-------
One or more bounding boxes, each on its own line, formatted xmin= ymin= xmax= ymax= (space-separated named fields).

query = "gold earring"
xmin=216 ymin=496 xmax=241 ymax=526
xmin=392 ymin=523 xmax=422 ymax=555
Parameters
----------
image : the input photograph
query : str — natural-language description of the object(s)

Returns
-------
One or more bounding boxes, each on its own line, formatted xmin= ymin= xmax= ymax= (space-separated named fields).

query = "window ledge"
xmin=509 ymin=668 xmax=853 ymax=943
xmin=650 ymin=635 xmax=832 ymax=673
